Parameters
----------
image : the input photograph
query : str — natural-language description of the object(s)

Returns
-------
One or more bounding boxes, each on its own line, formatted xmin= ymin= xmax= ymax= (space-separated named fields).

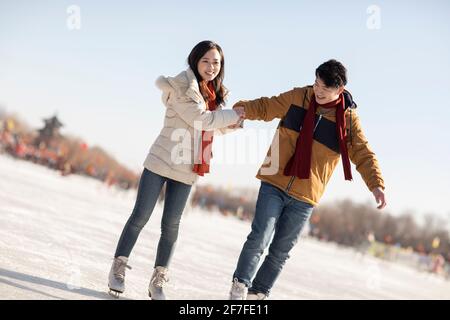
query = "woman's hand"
xmin=227 ymin=119 xmax=244 ymax=129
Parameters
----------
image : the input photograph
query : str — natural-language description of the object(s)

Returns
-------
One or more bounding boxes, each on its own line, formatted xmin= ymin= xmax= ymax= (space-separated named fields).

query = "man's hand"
xmin=234 ymin=106 xmax=245 ymax=120
xmin=372 ymin=187 xmax=386 ymax=210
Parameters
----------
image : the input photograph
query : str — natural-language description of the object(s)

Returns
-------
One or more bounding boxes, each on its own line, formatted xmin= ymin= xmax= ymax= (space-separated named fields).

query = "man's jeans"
xmin=114 ymin=168 xmax=192 ymax=267
xmin=233 ymin=181 xmax=314 ymax=295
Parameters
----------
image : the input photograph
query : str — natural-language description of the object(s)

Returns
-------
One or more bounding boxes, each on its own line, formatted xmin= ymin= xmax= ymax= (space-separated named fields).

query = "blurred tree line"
xmin=309 ymin=200 xmax=450 ymax=263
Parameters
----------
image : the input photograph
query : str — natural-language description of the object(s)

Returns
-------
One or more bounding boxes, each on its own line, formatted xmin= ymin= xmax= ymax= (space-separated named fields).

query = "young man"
xmin=229 ymin=59 xmax=386 ymax=300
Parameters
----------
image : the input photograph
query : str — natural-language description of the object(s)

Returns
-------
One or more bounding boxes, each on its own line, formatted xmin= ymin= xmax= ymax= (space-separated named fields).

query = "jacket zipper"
xmin=285 ymin=114 xmax=323 ymax=193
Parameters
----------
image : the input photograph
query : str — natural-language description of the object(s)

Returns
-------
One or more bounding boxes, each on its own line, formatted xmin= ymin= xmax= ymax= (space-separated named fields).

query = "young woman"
xmin=108 ymin=40 xmax=244 ymax=299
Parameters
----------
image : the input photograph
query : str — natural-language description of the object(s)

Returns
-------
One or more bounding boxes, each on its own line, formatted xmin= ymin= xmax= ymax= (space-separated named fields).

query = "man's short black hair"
xmin=315 ymin=59 xmax=347 ymax=88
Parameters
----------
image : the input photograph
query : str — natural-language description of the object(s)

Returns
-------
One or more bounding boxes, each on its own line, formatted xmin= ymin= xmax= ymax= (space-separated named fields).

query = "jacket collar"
xmin=185 ymin=68 xmax=229 ymax=104
xmin=305 ymin=85 xmax=357 ymax=110
xmin=185 ymin=68 xmax=203 ymax=103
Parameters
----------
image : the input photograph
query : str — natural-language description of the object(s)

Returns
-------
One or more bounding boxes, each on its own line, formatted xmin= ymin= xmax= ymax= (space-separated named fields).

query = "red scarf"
xmin=193 ymin=81 xmax=217 ymax=176
xmin=284 ymin=93 xmax=352 ymax=181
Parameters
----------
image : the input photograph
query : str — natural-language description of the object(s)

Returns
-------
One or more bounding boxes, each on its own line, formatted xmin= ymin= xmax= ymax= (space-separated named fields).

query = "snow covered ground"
xmin=0 ymin=155 xmax=449 ymax=300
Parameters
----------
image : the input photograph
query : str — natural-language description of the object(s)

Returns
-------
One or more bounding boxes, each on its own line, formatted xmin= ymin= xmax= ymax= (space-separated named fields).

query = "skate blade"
xmin=108 ymin=289 xmax=123 ymax=299
xmin=148 ymin=290 xmax=166 ymax=300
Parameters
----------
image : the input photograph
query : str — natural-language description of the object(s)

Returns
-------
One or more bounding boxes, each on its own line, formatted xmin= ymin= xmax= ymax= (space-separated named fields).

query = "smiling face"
xmin=197 ymin=48 xmax=221 ymax=82
xmin=313 ymin=76 xmax=344 ymax=104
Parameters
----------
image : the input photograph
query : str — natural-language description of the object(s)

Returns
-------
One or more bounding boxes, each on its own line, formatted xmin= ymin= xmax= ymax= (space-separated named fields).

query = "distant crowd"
xmin=0 ymin=117 xmax=138 ymax=190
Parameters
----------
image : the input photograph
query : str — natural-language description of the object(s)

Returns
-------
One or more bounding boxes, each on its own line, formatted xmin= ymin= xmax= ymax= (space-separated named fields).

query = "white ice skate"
xmin=108 ymin=256 xmax=132 ymax=298
xmin=148 ymin=266 xmax=169 ymax=300
xmin=229 ymin=278 xmax=248 ymax=300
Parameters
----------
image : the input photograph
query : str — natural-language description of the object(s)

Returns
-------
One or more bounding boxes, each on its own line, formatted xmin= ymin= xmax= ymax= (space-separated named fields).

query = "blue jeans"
xmin=233 ymin=181 xmax=314 ymax=296
xmin=114 ymin=168 xmax=192 ymax=267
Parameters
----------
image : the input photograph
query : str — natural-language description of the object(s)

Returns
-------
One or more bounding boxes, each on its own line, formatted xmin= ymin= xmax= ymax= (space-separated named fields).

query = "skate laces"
xmin=113 ymin=258 xmax=132 ymax=281
xmin=152 ymin=269 xmax=169 ymax=288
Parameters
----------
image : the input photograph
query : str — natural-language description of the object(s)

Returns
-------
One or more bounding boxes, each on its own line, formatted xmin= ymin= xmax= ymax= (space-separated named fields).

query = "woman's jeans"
xmin=233 ymin=181 xmax=314 ymax=296
xmin=114 ymin=168 xmax=192 ymax=267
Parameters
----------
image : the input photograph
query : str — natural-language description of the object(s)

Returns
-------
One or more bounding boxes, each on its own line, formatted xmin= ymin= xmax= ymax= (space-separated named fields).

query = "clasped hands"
xmin=228 ymin=105 xmax=246 ymax=129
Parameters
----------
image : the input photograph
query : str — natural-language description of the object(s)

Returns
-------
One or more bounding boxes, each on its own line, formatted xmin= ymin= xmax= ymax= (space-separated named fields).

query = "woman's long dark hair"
xmin=188 ymin=40 xmax=225 ymax=106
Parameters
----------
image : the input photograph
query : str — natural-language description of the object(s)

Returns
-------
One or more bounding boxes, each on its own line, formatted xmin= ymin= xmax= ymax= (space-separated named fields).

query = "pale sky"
xmin=1 ymin=0 xmax=449 ymax=220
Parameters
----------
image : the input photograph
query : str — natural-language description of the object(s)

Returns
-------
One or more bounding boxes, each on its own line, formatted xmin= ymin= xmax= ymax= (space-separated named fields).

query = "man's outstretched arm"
xmin=347 ymin=110 xmax=386 ymax=210
xmin=232 ymin=89 xmax=295 ymax=122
